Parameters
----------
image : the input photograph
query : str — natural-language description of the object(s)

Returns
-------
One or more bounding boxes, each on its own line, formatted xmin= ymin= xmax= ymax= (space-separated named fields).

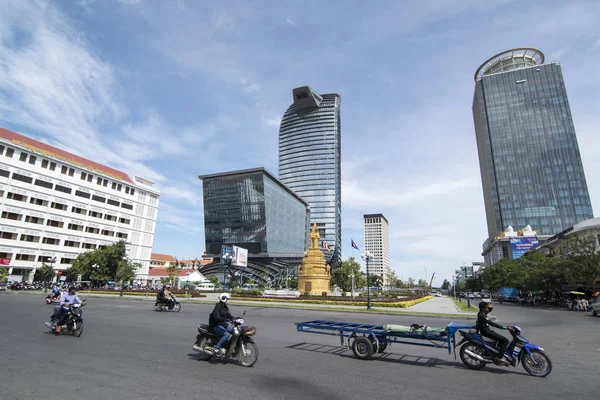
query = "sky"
xmin=0 ymin=0 xmax=599 ymax=286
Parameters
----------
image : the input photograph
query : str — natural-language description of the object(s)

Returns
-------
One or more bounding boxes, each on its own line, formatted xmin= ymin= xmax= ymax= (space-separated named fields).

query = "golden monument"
xmin=297 ymin=223 xmax=331 ymax=295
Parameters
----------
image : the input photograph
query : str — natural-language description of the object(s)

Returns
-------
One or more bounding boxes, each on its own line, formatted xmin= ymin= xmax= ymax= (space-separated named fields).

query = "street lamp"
xmin=222 ymin=253 xmax=233 ymax=289
xmin=463 ymin=264 xmax=471 ymax=308
xmin=350 ymin=273 xmax=355 ymax=300
xmin=361 ymin=251 xmax=373 ymax=310
xmin=424 ymin=266 xmax=428 ymax=292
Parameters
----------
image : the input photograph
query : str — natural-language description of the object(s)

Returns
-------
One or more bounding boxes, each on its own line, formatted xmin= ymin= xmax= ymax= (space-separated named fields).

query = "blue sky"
xmin=1 ymin=0 xmax=599 ymax=285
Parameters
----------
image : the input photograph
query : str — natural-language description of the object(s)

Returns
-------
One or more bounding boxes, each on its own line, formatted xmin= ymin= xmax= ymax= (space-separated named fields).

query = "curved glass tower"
xmin=278 ymin=86 xmax=341 ymax=266
xmin=473 ymin=48 xmax=593 ymax=239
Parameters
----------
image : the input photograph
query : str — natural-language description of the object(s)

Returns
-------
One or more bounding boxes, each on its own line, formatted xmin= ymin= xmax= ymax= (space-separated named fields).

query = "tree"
xmin=561 ymin=237 xmax=600 ymax=289
xmin=441 ymin=279 xmax=450 ymax=290
xmin=407 ymin=277 xmax=415 ymax=288
xmin=388 ymin=270 xmax=399 ymax=289
xmin=209 ymin=276 xmax=219 ymax=286
xmin=68 ymin=240 xmax=129 ymax=284
xmin=368 ymin=274 xmax=383 ymax=289
xmin=0 ymin=267 xmax=8 ymax=281
xmin=417 ymin=279 xmax=427 ymax=289
xmin=166 ymin=261 xmax=182 ymax=285
xmin=331 ymin=257 xmax=363 ymax=292
xmin=116 ymin=260 xmax=139 ymax=286
xmin=38 ymin=263 xmax=56 ymax=291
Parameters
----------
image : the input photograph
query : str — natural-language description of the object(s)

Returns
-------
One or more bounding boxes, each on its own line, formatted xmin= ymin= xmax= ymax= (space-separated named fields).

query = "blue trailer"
xmin=295 ymin=320 xmax=473 ymax=360
xmin=497 ymin=287 xmax=519 ymax=303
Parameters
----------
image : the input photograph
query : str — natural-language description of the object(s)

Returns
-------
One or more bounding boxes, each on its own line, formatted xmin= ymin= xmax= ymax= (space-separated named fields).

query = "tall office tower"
xmin=363 ymin=214 xmax=390 ymax=284
xmin=473 ymin=48 xmax=593 ymax=239
xmin=279 ymin=86 xmax=342 ymax=266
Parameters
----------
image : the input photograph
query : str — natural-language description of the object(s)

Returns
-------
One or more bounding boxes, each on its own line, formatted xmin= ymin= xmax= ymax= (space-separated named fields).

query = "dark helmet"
xmin=68 ymin=286 xmax=76 ymax=293
xmin=478 ymin=301 xmax=490 ymax=311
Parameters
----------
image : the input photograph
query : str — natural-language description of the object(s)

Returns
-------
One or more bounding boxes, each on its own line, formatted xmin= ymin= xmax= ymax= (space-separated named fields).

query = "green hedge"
xmin=79 ymin=290 xmax=207 ymax=298
xmin=229 ymin=295 xmax=432 ymax=308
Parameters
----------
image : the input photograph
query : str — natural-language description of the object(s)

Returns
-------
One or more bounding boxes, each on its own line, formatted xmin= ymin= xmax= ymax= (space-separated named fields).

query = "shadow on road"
xmin=286 ymin=342 xmax=528 ymax=376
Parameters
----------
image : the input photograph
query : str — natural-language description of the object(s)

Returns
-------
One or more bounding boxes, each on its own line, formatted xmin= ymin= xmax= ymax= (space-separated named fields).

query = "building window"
xmin=130 ymin=188 xmax=135 ymax=196
xmin=42 ymin=237 xmax=60 ymax=245
xmin=89 ymin=211 xmax=103 ymax=219
xmin=7 ymin=192 xmax=27 ymax=202
xmin=103 ymin=179 xmax=108 ymax=187
xmin=60 ymin=257 xmax=74 ymax=265
xmin=61 ymin=166 xmax=67 ymax=174
xmin=0 ymin=145 xmax=4 ymax=155
xmin=25 ymin=215 xmax=44 ymax=225
xmin=75 ymin=190 xmax=90 ymax=199
xmin=64 ymin=240 xmax=80 ymax=248
xmin=0 ymin=231 xmax=18 ymax=240
xmin=68 ymin=168 xmax=74 ymax=177
xmin=71 ymin=207 xmax=86 ymax=215
xmin=107 ymin=199 xmax=120 ymax=207
xmin=101 ymin=229 xmax=115 ymax=237
xmin=29 ymin=155 xmax=36 ymax=165
xmin=51 ymin=202 xmax=68 ymax=211
xmin=116 ymin=232 xmax=128 ymax=239
xmin=117 ymin=184 xmax=122 ymax=191
xmin=82 ymin=243 xmax=96 ymax=249
xmin=55 ymin=184 xmax=72 ymax=194
xmin=97 ymin=177 xmax=102 ymax=185
xmin=119 ymin=217 xmax=130 ymax=225
xmin=87 ymin=174 xmax=92 ymax=182
xmin=85 ymin=227 xmax=100 ymax=234
xmin=104 ymin=214 xmax=117 ymax=222
xmin=81 ymin=172 xmax=87 ymax=180
xmin=41 ymin=159 xmax=49 ymax=168
xmin=49 ymin=162 xmax=56 ymax=171
xmin=46 ymin=220 xmax=64 ymax=228
xmin=5 ymin=148 xmax=14 ymax=158
xmin=16 ymin=254 xmax=35 ymax=262
xmin=112 ymin=182 xmax=117 ymax=190
xmin=20 ymin=234 xmax=40 ymax=243
xmin=30 ymin=198 xmax=49 ymax=207
xmin=12 ymin=173 xmax=33 ymax=184
xmin=68 ymin=223 xmax=84 ymax=231
xmin=19 ymin=152 xmax=27 ymax=162
xmin=34 ymin=179 xmax=53 ymax=189
xmin=2 ymin=211 xmax=23 ymax=221
xmin=0 ymin=170 xmax=9 ymax=178
xmin=92 ymin=195 xmax=106 ymax=203
xmin=121 ymin=203 xmax=133 ymax=211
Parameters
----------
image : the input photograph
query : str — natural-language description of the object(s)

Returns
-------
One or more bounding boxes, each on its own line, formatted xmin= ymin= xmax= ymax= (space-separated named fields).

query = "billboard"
xmin=220 ymin=245 xmax=248 ymax=267
xmin=510 ymin=237 xmax=539 ymax=259
xmin=232 ymin=245 xmax=248 ymax=268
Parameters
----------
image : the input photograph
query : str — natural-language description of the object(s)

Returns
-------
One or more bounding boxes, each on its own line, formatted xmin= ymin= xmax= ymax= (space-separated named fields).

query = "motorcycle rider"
xmin=156 ymin=285 xmax=166 ymax=306
xmin=476 ymin=301 xmax=511 ymax=365
xmin=52 ymin=286 xmax=82 ymax=334
xmin=163 ymin=285 xmax=175 ymax=309
xmin=209 ymin=293 xmax=234 ymax=356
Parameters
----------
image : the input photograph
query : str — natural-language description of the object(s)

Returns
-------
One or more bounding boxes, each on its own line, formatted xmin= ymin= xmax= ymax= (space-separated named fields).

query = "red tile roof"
xmin=150 ymin=253 xmax=176 ymax=262
xmin=179 ymin=259 xmax=213 ymax=266
xmin=147 ymin=268 xmax=197 ymax=277
xmin=0 ymin=127 xmax=133 ymax=183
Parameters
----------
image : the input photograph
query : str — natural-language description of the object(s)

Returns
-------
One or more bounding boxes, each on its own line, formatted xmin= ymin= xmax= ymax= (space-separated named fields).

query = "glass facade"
xmin=278 ymin=87 xmax=342 ymax=266
xmin=473 ymin=59 xmax=593 ymax=238
xmin=201 ymin=168 xmax=309 ymax=256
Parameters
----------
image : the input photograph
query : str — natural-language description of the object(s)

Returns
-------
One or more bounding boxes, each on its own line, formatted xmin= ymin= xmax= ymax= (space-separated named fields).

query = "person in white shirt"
xmin=52 ymin=286 xmax=82 ymax=333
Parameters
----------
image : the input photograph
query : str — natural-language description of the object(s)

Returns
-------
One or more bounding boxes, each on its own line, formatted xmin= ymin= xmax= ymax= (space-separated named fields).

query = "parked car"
xmin=429 ymin=291 xmax=442 ymax=297
xmin=591 ymin=298 xmax=600 ymax=317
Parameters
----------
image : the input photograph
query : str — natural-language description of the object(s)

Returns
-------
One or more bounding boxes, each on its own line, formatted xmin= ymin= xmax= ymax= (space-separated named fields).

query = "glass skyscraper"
xmin=278 ymin=86 xmax=342 ymax=266
xmin=473 ymin=48 xmax=593 ymax=239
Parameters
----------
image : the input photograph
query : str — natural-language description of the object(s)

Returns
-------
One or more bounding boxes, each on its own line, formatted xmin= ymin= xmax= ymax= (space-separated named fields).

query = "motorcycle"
xmin=154 ymin=297 xmax=181 ymax=312
xmin=457 ymin=325 xmax=552 ymax=377
xmin=44 ymin=300 xmax=86 ymax=337
xmin=45 ymin=291 xmax=62 ymax=304
xmin=192 ymin=311 xmax=258 ymax=367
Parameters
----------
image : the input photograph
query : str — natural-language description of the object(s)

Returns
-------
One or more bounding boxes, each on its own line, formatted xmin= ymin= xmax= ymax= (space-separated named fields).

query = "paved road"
xmin=0 ymin=294 xmax=597 ymax=400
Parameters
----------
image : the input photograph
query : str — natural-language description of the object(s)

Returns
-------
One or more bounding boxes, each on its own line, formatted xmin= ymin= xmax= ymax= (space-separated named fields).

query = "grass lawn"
xmin=451 ymin=297 xmax=479 ymax=312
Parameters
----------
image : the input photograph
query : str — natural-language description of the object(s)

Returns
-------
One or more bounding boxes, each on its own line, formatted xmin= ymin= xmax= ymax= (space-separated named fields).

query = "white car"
xmin=429 ymin=291 xmax=442 ymax=297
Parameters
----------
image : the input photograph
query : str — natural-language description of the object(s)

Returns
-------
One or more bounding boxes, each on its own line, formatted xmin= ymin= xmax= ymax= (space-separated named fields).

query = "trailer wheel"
xmin=374 ymin=336 xmax=388 ymax=353
xmin=352 ymin=337 xmax=374 ymax=360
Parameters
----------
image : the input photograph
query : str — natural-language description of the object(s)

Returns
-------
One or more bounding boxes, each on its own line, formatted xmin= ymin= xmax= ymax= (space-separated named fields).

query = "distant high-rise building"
xmin=278 ymin=86 xmax=342 ymax=266
xmin=363 ymin=214 xmax=390 ymax=285
xmin=473 ymin=48 xmax=593 ymax=240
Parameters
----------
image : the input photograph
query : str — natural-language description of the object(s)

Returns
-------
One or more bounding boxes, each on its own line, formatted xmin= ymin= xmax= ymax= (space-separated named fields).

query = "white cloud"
xmin=119 ymin=0 xmax=142 ymax=5
xmin=551 ymin=46 xmax=571 ymax=60
xmin=595 ymin=38 xmax=600 ymax=48
xmin=285 ymin=18 xmax=296 ymax=26
xmin=243 ymin=83 xmax=261 ymax=93
xmin=262 ymin=116 xmax=281 ymax=127
xmin=156 ymin=203 xmax=204 ymax=235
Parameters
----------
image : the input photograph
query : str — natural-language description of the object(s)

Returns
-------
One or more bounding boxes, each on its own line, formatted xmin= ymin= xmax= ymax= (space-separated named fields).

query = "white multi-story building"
xmin=0 ymin=127 xmax=160 ymax=283
xmin=363 ymin=213 xmax=390 ymax=285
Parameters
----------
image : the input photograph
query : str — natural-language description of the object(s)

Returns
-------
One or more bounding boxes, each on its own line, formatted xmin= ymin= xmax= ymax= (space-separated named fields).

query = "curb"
xmin=5 ymin=291 xmax=478 ymax=319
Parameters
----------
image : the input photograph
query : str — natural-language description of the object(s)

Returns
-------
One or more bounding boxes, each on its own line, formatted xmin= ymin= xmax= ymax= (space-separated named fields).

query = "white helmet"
xmin=219 ymin=293 xmax=231 ymax=303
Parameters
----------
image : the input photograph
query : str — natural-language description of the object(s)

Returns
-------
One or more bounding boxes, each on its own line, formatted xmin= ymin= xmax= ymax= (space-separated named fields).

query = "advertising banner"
xmin=0 ymin=258 xmax=11 ymax=265
xmin=232 ymin=245 xmax=248 ymax=268
xmin=220 ymin=245 xmax=233 ymax=265
xmin=510 ymin=237 xmax=539 ymax=259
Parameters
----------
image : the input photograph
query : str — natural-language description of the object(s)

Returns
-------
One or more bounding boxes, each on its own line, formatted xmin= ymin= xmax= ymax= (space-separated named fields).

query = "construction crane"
xmin=428 ymin=272 xmax=436 ymax=290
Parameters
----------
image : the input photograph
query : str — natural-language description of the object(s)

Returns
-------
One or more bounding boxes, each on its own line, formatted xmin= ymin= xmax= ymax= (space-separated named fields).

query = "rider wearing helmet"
xmin=209 ymin=293 xmax=234 ymax=355
xmin=475 ymin=301 xmax=511 ymax=365
xmin=163 ymin=285 xmax=175 ymax=309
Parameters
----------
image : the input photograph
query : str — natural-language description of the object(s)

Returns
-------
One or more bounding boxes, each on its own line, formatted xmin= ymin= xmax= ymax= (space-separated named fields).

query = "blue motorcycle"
xmin=457 ymin=325 xmax=552 ymax=377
